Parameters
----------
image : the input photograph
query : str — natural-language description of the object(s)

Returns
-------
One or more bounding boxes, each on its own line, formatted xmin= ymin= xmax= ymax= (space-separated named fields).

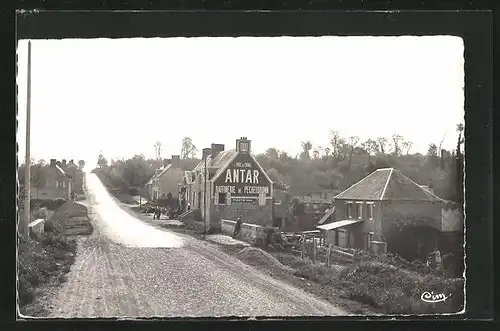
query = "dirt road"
xmin=45 ymin=173 xmax=346 ymax=318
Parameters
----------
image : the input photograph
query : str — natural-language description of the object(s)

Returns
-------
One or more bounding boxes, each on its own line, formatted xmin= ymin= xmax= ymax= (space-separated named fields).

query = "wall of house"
xmin=158 ymin=169 xmax=185 ymax=199
xmin=333 ymin=199 xmax=381 ymax=245
xmin=31 ymin=167 xmax=70 ymax=199
xmin=380 ymin=200 xmax=443 ymax=238
xmin=211 ymin=198 xmax=273 ymax=227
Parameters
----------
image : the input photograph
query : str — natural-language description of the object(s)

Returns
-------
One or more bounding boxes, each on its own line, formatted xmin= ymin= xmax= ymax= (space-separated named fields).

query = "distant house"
xmin=289 ymin=193 xmax=335 ymax=231
xmin=145 ymin=156 xmax=185 ymax=203
xmin=32 ymin=159 xmax=71 ymax=199
xmin=273 ymin=189 xmax=292 ymax=228
xmin=64 ymin=159 xmax=84 ymax=194
xmin=317 ymin=168 xmax=463 ymax=260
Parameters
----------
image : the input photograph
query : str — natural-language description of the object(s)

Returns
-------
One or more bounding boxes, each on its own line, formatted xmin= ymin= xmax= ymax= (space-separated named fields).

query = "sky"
xmin=16 ymin=36 xmax=464 ymax=167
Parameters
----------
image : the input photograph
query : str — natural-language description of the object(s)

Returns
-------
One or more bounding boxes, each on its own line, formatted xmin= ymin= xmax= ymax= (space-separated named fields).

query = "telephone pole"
xmin=22 ymin=40 xmax=32 ymax=237
xmin=203 ymin=155 xmax=207 ymax=236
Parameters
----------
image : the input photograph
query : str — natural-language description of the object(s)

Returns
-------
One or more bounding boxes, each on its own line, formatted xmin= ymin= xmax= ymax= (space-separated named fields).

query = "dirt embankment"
xmin=160 ymin=220 xmax=463 ymax=315
xmin=18 ymin=200 xmax=94 ymax=317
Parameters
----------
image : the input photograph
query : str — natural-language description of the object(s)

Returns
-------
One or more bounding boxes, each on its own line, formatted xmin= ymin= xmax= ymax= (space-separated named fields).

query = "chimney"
xmin=163 ymin=158 xmax=170 ymax=167
xmin=171 ymin=155 xmax=180 ymax=168
xmin=202 ymin=148 xmax=212 ymax=160
xmin=62 ymin=159 xmax=67 ymax=167
xmin=211 ymin=143 xmax=225 ymax=159
xmin=50 ymin=159 xmax=56 ymax=167
xmin=236 ymin=137 xmax=251 ymax=153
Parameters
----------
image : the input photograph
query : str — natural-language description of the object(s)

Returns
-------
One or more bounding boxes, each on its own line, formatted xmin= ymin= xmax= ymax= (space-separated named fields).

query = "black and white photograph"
xmin=16 ymin=34 xmax=466 ymax=318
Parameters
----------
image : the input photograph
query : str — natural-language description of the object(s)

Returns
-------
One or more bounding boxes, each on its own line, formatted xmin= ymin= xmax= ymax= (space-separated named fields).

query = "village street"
xmin=45 ymin=172 xmax=345 ymax=318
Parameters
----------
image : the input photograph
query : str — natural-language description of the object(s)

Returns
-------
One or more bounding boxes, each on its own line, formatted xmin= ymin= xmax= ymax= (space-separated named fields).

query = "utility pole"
xmin=22 ymin=40 xmax=32 ymax=237
xmin=203 ymin=156 xmax=207 ymax=235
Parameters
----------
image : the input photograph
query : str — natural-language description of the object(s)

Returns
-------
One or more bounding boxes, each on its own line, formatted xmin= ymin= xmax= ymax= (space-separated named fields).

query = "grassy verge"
xmin=166 ymin=223 xmax=463 ymax=315
xmin=18 ymin=201 xmax=94 ymax=317
xmin=17 ymin=233 xmax=76 ymax=316
xmin=336 ymin=261 xmax=464 ymax=314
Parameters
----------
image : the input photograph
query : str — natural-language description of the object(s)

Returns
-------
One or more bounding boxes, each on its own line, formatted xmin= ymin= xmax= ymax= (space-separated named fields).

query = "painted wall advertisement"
xmin=213 ymin=153 xmax=271 ymax=201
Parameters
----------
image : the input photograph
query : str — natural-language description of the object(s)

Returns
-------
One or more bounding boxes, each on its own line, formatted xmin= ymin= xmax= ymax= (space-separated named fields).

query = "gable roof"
xmin=317 ymin=206 xmax=336 ymax=225
xmin=334 ymin=168 xmax=444 ymax=202
xmin=145 ymin=165 xmax=169 ymax=185
xmin=190 ymin=148 xmax=273 ymax=189
xmin=192 ymin=149 xmax=238 ymax=175
xmin=156 ymin=164 xmax=172 ymax=179
xmin=55 ymin=165 xmax=67 ymax=177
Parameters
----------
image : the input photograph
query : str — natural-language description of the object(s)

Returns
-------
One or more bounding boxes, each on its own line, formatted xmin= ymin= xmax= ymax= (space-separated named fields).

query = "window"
xmin=367 ymin=203 xmax=374 ymax=219
xmin=218 ymin=193 xmax=227 ymax=205
xmin=346 ymin=202 xmax=353 ymax=218
xmin=357 ymin=203 xmax=363 ymax=219
xmin=239 ymin=142 xmax=249 ymax=152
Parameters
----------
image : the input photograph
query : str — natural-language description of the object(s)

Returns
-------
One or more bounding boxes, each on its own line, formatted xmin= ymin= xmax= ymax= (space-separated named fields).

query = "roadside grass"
xmin=17 ymin=233 xmax=76 ymax=315
xmin=18 ymin=201 xmax=94 ymax=316
xmin=336 ymin=261 xmax=464 ymax=314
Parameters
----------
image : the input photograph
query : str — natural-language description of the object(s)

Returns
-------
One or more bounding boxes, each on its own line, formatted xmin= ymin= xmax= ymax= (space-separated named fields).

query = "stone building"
xmin=145 ymin=156 xmax=184 ymax=202
xmin=318 ymin=168 xmax=463 ymax=260
xmin=182 ymin=137 xmax=274 ymax=230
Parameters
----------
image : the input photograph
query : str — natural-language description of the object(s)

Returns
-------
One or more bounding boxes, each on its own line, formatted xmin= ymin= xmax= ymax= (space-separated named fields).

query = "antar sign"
xmin=225 ymin=169 xmax=260 ymax=184
xmin=213 ymin=155 xmax=271 ymax=198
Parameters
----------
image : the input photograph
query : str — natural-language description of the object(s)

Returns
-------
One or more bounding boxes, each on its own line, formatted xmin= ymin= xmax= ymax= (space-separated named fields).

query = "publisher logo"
xmin=420 ymin=291 xmax=451 ymax=303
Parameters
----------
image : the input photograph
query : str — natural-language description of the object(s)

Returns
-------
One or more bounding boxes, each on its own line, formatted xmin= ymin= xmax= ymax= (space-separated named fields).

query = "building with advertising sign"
xmin=183 ymin=137 xmax=274 ymax=230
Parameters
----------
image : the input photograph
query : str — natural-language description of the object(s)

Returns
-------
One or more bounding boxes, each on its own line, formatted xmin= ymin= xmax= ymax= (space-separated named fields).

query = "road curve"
xmin=45 ymin=173 xmax=346 ymax=318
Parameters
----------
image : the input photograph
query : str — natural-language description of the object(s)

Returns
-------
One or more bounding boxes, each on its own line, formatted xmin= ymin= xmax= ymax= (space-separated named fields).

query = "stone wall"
xmin=29 ymin=218 xmax=45 ymax=239
xmin=380 ymin=200 xmax=444 ymax=238
xmin=221 ymin=219 xmax=266 ymax=246
xmin=441 ymin=206 xmax=463 ymax=232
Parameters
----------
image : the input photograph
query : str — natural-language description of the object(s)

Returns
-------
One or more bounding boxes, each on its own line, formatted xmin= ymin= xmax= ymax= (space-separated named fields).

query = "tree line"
xmin=93 ymin=127 xmax=464 ymax=204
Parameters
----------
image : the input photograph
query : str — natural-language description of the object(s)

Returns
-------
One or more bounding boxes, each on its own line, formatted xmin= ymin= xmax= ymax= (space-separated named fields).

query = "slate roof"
xmin=192 ymin=149 xmax=238 ymax=177
xmin=334 ymin=168 xmax=444 ymax=202
xmin=317 ymin=206 xmax=336 ymax=225
xmin=145 ymin=164 xmax=174 ymax=185
xmin=55 ymin=165 xmax=67 ymax=177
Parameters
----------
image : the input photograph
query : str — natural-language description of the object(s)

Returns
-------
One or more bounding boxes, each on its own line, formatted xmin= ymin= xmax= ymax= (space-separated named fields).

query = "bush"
xmin=337 ymin=261 xmax=464 ymax=314
xmin=31 ymin=207 xmax=48 ymax=221
xmin=275 ymin=253 xmax=339 ymax=284
xmin=18 ymin=233 xmax=76 ymax=307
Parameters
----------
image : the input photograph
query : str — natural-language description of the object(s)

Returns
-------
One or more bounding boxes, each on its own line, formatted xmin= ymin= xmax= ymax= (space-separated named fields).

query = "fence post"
xmin=327 ymin=244 xmax=332 ymax=268
xmin=312 ymin=237 xmax=317 ymax=263
xmin=301 ymin=234 xmax=305 ymax=260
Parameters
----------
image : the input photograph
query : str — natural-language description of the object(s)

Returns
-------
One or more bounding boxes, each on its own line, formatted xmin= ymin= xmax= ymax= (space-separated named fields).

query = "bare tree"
xmin=347 ymin=136 xmax=360 ymax=171
xmin=323 ymin=147 xmax=331 ymax=159
xmin=456 ymin=123 xmax=464 ymax=144
xmin=402 ymin=141 xmax=413 ymax=155
xmin=154 ymin=141 xmax=162 ymax=160
xmin=181 ymin=137 xmax=198 ymax=159
xmin=312 ymin=146 xmax=323 ymax=159
xmin=329 ymin=130 xmax=347 ymax=160
xmin=376 ymin=137 xmax=388 ymax=155
xmin=300 ymin=141 xmax=312 ymax=160
xmin=391 ymin=134 xmax=404 ymax=156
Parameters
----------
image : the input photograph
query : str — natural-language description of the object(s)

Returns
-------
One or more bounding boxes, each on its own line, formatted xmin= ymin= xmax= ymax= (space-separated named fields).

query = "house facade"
xmin=31 ymin=159 xmax=71 ymax=199
xmin=145 ymin=156 xmax=185 ymax=203
xmin=318 ymin=168 xmax=463 ymax=260
xmin=183 ymin=137 xmax=274 ymax=230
